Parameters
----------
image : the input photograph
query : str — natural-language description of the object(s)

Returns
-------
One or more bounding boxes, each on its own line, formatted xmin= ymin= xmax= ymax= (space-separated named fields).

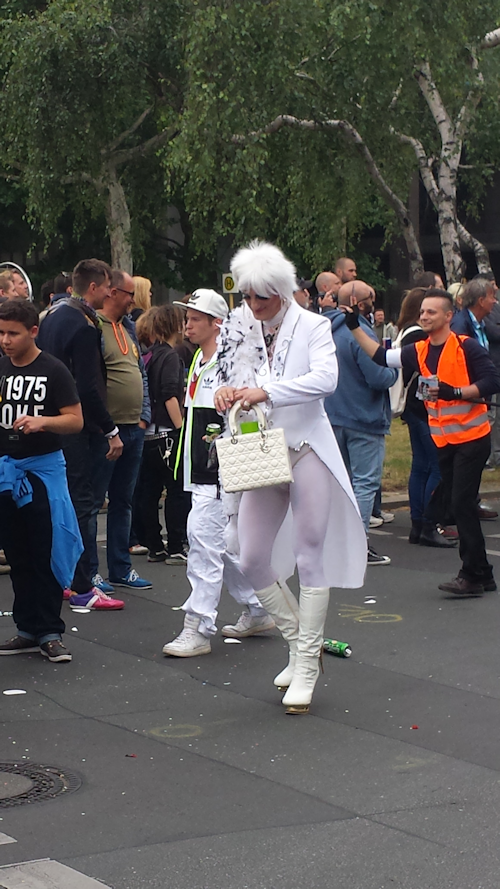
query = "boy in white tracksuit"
xmin=162 ymin=289 xmax=273 ymax=657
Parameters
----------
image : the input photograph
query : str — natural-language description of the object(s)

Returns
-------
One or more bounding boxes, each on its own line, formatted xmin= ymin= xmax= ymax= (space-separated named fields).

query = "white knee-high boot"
xmin=254 ymin=581 xmax=299 ymax=689
xmin=282 ymin=586 xmax=330 ymax=714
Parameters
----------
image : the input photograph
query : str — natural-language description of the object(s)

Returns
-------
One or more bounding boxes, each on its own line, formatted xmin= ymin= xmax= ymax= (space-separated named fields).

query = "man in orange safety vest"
xmin=344 ymin=288 xmax=500 ymax=597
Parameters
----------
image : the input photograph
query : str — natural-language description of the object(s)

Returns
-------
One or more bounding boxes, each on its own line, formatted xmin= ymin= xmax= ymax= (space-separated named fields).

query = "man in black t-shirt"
xmin=0 ymin=300 xmax=83 ymax=662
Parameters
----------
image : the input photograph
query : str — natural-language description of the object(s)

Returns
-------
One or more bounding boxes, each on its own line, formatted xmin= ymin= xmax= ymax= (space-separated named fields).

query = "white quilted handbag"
xmin=216 ymin=401 xmax=293 ymax=493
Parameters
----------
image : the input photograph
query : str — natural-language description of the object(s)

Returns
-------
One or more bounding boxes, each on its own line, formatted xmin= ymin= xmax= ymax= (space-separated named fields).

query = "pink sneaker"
xmin=69 ymin=588 xmax=125 ymax=611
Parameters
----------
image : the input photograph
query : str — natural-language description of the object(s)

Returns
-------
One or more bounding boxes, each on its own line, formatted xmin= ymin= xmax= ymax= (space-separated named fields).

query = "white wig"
xmin=230 ymin=240 xmax=297 ymax=303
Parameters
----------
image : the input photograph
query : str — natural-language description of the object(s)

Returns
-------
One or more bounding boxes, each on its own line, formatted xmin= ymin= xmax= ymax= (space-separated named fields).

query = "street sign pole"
xmin=222 ymin=273 xmax=237 ymax=309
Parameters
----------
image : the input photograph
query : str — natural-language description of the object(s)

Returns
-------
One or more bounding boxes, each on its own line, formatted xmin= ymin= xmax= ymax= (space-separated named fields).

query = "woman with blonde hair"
xmin=131 ymin=276 xmax=152 ymax=321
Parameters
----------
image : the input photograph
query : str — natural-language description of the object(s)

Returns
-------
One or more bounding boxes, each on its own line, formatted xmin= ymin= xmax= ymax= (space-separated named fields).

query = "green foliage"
xmin=178 ymin=0 xmax=500 ymax=276
xmin=0 ymin=0 xmax=184 ymax=257
xmin=2 ymin=0 xmax=500 ymax=288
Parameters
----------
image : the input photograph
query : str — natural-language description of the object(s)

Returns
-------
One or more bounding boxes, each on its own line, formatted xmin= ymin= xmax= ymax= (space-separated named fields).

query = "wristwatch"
xmin=105 ymin=426 xmax=120 ymax=440
xmin=453 ymin=387 xmax=462 ymax=399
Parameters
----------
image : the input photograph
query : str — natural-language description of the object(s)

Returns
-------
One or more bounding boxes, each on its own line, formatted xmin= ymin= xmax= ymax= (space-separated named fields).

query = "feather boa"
xmin=216 ymin=302 xmax=268 ymax=532
xmin=216 ymin=302 xmax=266 ymax=388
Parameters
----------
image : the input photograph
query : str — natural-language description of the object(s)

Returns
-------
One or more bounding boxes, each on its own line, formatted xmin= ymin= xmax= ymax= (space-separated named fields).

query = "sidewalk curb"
xmin=383 ymin=486 xmax=500 ymax=510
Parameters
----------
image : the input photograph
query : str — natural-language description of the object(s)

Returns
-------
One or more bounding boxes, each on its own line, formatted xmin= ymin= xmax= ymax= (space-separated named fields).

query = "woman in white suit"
xmin=215 ymin=241 xmax=366 ymax=714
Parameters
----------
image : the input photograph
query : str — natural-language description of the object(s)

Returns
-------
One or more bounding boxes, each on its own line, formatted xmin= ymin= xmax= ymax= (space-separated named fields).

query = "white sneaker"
xmin=221 ymin=611 xmax=275 ymax=638
xmin=380 ymin=511 xmax=394 ymax=523
xmin=162 ymin=614 xmax=211 ymax=657
xmin=369 ymin=515 xmax=384 ymax=528
xmin=129 ymin=544 xmax=148 ymax=555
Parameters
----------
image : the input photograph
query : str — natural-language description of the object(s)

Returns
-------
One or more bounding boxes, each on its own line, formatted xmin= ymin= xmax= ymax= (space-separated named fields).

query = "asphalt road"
xmin=1 ymin=506 xmax=500 ymax=888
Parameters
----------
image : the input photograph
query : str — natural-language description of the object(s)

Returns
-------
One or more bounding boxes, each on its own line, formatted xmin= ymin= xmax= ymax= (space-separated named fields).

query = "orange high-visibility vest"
xmin=414 ymin=333 xmax=490 ymax=447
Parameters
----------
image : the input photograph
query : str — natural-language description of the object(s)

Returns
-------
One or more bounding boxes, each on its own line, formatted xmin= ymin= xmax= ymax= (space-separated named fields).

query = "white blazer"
xmin=218 ymin=300 xmax=367 ymax=589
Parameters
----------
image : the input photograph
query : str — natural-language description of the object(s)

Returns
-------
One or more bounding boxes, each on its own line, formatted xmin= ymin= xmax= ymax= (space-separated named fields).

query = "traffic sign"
xmin=222 ymin=273 xmax=237 ymax=294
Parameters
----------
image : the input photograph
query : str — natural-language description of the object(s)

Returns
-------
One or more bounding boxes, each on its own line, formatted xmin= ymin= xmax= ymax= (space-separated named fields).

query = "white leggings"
xmin=238 ymin=449 xmax=332 ymax=591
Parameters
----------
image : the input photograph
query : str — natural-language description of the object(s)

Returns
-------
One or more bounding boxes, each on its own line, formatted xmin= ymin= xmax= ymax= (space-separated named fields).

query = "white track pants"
xmin=183 ymin=492 xmax=266 ymax=636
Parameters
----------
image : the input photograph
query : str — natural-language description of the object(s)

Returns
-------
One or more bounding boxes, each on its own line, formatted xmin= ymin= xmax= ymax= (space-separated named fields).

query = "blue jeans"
xmin=405 ymin=412 xmax=441 ymax=523
xmin=332 ymin=426 xmax=385 ymax=534
xmin=89 ymin=424 xmax=145 ymax=580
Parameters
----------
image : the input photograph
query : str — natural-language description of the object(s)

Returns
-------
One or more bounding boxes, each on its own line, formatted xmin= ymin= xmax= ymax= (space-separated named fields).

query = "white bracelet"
xmin=261 ymin=386 xmax=273 ymax=407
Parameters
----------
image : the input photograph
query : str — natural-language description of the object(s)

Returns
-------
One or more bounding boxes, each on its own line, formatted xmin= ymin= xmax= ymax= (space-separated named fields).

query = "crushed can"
xmin=323 ymin=638 xmax=352 ymax=657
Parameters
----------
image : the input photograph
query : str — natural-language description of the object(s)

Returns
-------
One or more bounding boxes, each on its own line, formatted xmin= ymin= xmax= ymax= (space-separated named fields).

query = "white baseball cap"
xmin=173 ymin=288 xmax=229 ymax=319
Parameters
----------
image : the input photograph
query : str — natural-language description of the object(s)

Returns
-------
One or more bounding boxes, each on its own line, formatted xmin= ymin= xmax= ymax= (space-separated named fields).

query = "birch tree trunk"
xmin=435 ymin=156 xmax=463 ymax=283
xmin=436 ymin=200 xmax=463 ymax=284
xmin=457 ymin=223 xmax=492 ymax=273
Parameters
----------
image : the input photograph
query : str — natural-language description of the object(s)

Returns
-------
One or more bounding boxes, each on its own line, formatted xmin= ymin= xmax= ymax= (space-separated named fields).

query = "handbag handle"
xmin=228 ymin=401 xmax=267 ymax=439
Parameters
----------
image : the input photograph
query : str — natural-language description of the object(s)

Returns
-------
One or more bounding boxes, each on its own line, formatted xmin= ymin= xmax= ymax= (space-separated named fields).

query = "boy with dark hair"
xmin=0 ymin=300 xmax=83 ymax=661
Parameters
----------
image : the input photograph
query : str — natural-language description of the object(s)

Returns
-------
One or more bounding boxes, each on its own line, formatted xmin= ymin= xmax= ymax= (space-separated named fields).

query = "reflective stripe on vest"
xmin=414 ymin=333 xmax=490 ymax=447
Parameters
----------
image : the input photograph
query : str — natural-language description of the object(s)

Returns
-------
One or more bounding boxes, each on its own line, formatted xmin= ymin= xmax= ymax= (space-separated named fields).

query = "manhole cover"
xmin=0 ymin=762 xmax=81 ymax=808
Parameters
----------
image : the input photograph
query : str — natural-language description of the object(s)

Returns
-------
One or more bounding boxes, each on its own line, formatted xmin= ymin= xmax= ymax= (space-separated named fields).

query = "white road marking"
xmin=369 ymin=529 xmax=393 ymax=537
xmin=486 ymin=550 xmax=500 ymax=557
xmin=0 ymin=833 xmax=17 ymax=845
xmin=0 ymin=859 xmax=111 ymax=887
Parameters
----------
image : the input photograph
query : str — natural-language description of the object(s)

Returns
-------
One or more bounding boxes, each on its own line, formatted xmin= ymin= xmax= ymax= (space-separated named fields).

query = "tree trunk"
xmin=437 ymin=198 xmax=463 ymax=285
xmin=103 ymin=164 xmax=133 ymax=273
xmin=434 ymin=153 xmax=463 ymax=286
xmin=404 ymin=226 xmax=424 ymax=281
xmin=457 ymin=223 xmax=492 ymax=275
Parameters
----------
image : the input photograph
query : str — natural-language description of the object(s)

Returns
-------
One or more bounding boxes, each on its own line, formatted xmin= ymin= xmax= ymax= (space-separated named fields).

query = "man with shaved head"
xmin=315 ymin=272 xmax=341 ymax=312
xmin=323 ymin=281 xmax=396 ymax=566
xmin=335 ymin=257 xmax=357 ymax=284
xmin=340 ymin=280 xmax=376 ymax=328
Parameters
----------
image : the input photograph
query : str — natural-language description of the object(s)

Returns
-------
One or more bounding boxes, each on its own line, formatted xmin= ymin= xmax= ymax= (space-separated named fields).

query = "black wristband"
xmin=344 ymin=306 xmax=360 ymax=331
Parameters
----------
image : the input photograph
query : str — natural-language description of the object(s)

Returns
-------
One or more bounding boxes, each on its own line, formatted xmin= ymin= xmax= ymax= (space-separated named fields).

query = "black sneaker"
xmin=147 ymin=549 xmax=168 ymax=562
xmin=40 ymin=640 xmax=72 ymax=662
xmin=367 ymin=546 xmax=391 ymax=566
xmin=165 ymin=551 xmax=188 ymax=565
xmin=0 ymin=635 xmax=39 ymax=655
